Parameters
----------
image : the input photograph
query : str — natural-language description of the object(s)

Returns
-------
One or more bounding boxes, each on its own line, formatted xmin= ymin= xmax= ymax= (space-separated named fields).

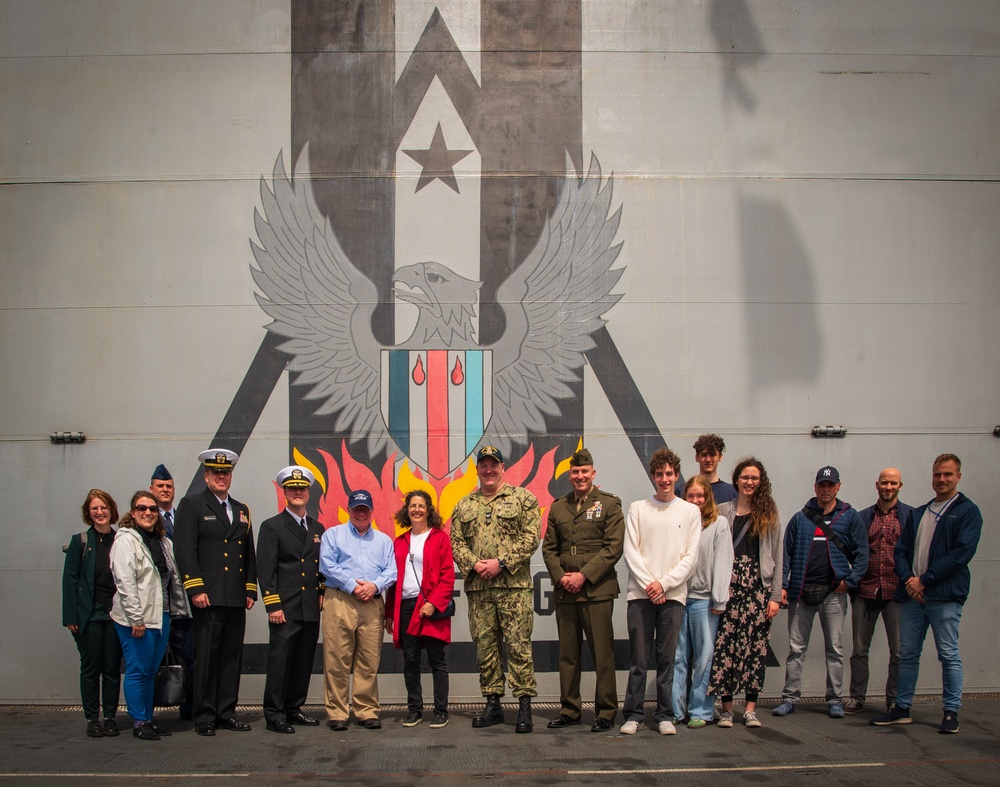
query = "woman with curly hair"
xmin=385 ymin=490 xmax=455 ymax=729
xmin=110 ymin=490 xmax=190 ymax=740
xmin=708 ymin=457 xmax=783 ymax=728
xmin=62 ymin=489 xmax=123 ymax=738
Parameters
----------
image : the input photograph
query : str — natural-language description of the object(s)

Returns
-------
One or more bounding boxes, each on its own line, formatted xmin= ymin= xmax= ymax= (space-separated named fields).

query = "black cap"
xmin=477 ymin=445 xmax=504 ymax=464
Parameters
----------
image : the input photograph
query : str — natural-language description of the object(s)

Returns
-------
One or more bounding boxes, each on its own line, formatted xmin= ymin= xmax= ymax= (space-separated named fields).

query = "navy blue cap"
xmin=151 ymin=464 xmax=173 ymax=481
xmin=815 ymin=466 xmax=841 ymax=484
xmin=347 ymin=489 xmax=374 ymax=510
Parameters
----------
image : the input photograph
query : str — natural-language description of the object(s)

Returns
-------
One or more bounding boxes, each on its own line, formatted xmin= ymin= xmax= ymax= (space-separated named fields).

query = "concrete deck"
xmin=2 ymin=695 xmax=998 ymax=786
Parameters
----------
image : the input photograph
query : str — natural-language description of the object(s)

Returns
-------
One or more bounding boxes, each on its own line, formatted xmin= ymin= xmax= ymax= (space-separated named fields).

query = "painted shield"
xmin=381 ymin=349 xmax=493 ymax=478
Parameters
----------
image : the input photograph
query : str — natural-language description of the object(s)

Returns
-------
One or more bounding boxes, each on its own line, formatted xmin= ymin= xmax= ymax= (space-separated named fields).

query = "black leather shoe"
xmin=86 ymin=719 xmax=104 ymax=738
xmin=150 ymin=721 xmax=172 ymax=736
xmin=515 ymin=696 xmax=533 ymax=734
xmin=358 ymin=718 xmax=382 ymax=729
xmin=217 ymin=718 xmax=252 ymax=732
xmin=472 ymin=694 xmax=505 ymax=728
xmin=133 ymin=722 xmax=160 ymax=741
xmin=591 ymin=718 xmax=614 ymax=732
xmin=286 ymin=712 xmax=320 ymax=726
xmin=547 ymin=714 xmax=581 ymax=729
xmin=195 ymin=722 xmax=216 ymax=736
xmin=328 ymin=719 xmax=349 ymax=732
xmin=267 ymin=720 xmax=295 ymax=734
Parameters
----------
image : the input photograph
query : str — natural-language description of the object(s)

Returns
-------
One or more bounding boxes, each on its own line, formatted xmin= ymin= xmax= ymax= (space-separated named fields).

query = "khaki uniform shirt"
xmin=542 ymin=487 xmax=625 ymax=602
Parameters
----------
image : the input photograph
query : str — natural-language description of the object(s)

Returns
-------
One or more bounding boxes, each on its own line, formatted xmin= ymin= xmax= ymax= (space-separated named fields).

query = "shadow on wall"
xmin=709 ymin=0 xmax=765 ymax=112
xmin=738 ymin=194 xmax=823 ymax=390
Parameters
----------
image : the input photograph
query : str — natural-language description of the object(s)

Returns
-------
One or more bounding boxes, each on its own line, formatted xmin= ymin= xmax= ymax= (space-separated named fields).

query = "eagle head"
xmin=393 ymin=262 xmax=482 ymax=347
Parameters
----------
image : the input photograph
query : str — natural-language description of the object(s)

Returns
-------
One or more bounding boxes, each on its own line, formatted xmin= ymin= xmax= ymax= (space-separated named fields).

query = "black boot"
xmin=515 ymin=696 xmax=533 ymax=733
xmin=472 ymin=694 xmax=504 ymax=728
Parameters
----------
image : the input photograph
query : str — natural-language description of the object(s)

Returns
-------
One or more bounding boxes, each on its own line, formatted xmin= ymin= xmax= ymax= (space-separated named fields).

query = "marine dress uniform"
xmin=173 ymin=450 xmax=257 ymax=733
xmin=542 ymin=451 xmax=625 ymax=728
xmin=257 ymin=467 xmax=325 ymax=732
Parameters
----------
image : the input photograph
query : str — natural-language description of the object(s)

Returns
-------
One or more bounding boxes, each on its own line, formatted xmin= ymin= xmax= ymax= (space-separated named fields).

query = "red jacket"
xmin=386 ymin=528 xmax=455 ymax=645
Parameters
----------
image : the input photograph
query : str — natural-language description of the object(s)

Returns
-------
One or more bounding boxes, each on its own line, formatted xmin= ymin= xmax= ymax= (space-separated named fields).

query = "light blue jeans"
xmin=116 ymin=613 xmax=170 ymax=724
xmin=781 ymin=593 xmax=848 ymax=704
xmin=671 ymin=599 xmax=721 ymax=721
xmin=895 ymin=599 xmax=963 ymax=712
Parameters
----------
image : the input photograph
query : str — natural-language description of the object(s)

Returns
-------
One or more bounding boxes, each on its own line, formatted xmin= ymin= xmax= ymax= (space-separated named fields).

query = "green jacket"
xmin=542 ymin=487 xmax=625 ymax=602
xmin=451 ymin=483 xmax=541 ymax=591
xmin=61 ymin=526 xmax=108 ymax=630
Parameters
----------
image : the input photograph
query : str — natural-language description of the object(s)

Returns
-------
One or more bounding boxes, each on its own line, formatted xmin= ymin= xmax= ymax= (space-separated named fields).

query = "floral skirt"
xmin=708 ymin=555 xmax=772 ymax=697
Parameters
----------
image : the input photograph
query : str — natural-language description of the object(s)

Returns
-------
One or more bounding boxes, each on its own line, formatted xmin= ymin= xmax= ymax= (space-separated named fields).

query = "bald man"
xmin=845 ymin=469 xmax=913 ymax=714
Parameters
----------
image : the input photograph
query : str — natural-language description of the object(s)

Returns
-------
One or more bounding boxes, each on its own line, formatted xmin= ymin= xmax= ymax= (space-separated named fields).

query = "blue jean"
xmin=116 ymin=614 xmax=170 ymax=723
xmin=896 ymin=599 xmax=963 ymax=712
xmin=671 ymin=599 xmax=720 ymax=721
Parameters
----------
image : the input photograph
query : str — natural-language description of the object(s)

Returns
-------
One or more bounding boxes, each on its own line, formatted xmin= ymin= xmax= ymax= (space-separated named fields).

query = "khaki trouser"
xmin=322 ymin=589 xmax=385 ymax=721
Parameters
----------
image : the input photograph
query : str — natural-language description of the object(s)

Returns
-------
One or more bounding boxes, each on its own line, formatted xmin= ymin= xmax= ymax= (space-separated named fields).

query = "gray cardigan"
xmin=717 ymin=500 xmax=784 ymax=604
xmin=685 ymin=515 xmax=734 ymax=611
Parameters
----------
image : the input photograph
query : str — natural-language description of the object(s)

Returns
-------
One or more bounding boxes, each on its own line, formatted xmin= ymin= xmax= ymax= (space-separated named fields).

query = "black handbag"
xmin=154 ymin=644 xmax=190 ymax=707
xmin=428 ymin=597 xmax=456 ymax=620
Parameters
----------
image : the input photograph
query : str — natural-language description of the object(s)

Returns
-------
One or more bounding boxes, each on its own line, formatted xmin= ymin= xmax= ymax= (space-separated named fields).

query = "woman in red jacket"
xmin=386 ymin=490 xmax=455 ymax=729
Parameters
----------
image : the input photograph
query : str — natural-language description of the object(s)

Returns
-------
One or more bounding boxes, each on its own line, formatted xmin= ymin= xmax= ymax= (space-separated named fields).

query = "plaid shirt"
xmin=857 ymin=503 xmax=901 ymax=600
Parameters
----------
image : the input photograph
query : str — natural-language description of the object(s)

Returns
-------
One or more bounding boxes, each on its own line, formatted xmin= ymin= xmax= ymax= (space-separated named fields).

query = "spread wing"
xmin=249 ymin=144 xmax=390 ymax=455
xmin=486 ymin=153 xmax=624 ymax=455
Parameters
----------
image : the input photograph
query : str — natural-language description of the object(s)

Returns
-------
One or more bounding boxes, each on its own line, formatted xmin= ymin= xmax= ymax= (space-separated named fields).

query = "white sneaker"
xmin=657 ymin=720 xmax=677 ymax=735
xmin=619 ymin=720 xmax=640 ymax=735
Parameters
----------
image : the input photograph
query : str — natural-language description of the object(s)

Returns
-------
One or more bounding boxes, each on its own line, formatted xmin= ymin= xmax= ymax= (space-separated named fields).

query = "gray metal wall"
xmin=1 ymin=0 xmax=997 ymax=703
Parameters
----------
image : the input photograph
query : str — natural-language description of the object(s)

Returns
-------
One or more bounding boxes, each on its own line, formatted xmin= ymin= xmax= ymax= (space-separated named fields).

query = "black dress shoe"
xmin=195 ymin=722 xmax=216 ymax=736
xmin=133 ymin=722 xmax=160 ymax=741
xmin=328 ymin=719 xmax=349 ymax=732
xmin=266 ymin=720 xmax=295 ymax=734
xmin=286 ymin=712 xmax=320 ymax=726
xmin=150 ymin=721 xmax=172 ymax=736
xmin=547 ymin=714 xmax=581 ymax=729
xmin=358 ymin=718 xmax=382 ymax=729
xmin=591 ymin=718 xmax=614 ymax=732
xmin=86 ymin=719 xmax=104 ymax=738
xmin=217 ymin=718 xmax=252 ymax=732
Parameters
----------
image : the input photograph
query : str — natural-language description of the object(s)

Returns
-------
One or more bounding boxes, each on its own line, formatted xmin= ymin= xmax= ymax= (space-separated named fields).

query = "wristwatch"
xmin=498 ymin=559 xmax=507 ymax=572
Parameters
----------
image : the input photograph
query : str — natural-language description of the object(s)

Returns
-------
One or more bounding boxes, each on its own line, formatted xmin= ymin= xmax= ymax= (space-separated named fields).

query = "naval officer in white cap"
xmin=174 ymin=449 xmax=257 ymax=736
xmin=257 ymin=466 xmax=325 ymax=733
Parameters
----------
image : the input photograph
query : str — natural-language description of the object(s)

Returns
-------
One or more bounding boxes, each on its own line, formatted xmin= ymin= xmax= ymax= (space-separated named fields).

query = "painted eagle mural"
xmin=250 ymin=144 xmax=624 ymax=477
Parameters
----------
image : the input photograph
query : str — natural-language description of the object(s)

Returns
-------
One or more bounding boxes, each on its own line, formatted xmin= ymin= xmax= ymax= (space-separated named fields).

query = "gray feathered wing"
xmin=485 ymin=154 xmax=624 ymax=456
xmin=249 ymin=144 xmax=391 ymax=456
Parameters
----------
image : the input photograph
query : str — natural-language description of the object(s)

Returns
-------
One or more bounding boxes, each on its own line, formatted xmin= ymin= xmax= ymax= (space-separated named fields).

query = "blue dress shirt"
xmin=320 ymin=521 xmax=397 ymax=595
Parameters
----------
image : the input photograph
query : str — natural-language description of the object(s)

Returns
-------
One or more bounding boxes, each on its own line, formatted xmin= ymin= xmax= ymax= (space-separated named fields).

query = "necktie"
xmin=164 ymin=510 xmax=174 ymax=536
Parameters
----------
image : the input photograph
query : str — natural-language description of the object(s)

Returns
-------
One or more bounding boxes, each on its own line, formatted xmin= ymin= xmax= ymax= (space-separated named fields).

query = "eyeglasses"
xmin=738 ymin=475 xmax=761 ymax=483
xmin=134 ymin=504 xmax=159 ymax=513
xmin=89 ymin=506 xmax=110 ymax=513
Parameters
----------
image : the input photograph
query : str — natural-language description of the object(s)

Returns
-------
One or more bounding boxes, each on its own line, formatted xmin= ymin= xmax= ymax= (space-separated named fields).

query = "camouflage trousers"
xmin=467 ymin=587 xmax=537 ymax=698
